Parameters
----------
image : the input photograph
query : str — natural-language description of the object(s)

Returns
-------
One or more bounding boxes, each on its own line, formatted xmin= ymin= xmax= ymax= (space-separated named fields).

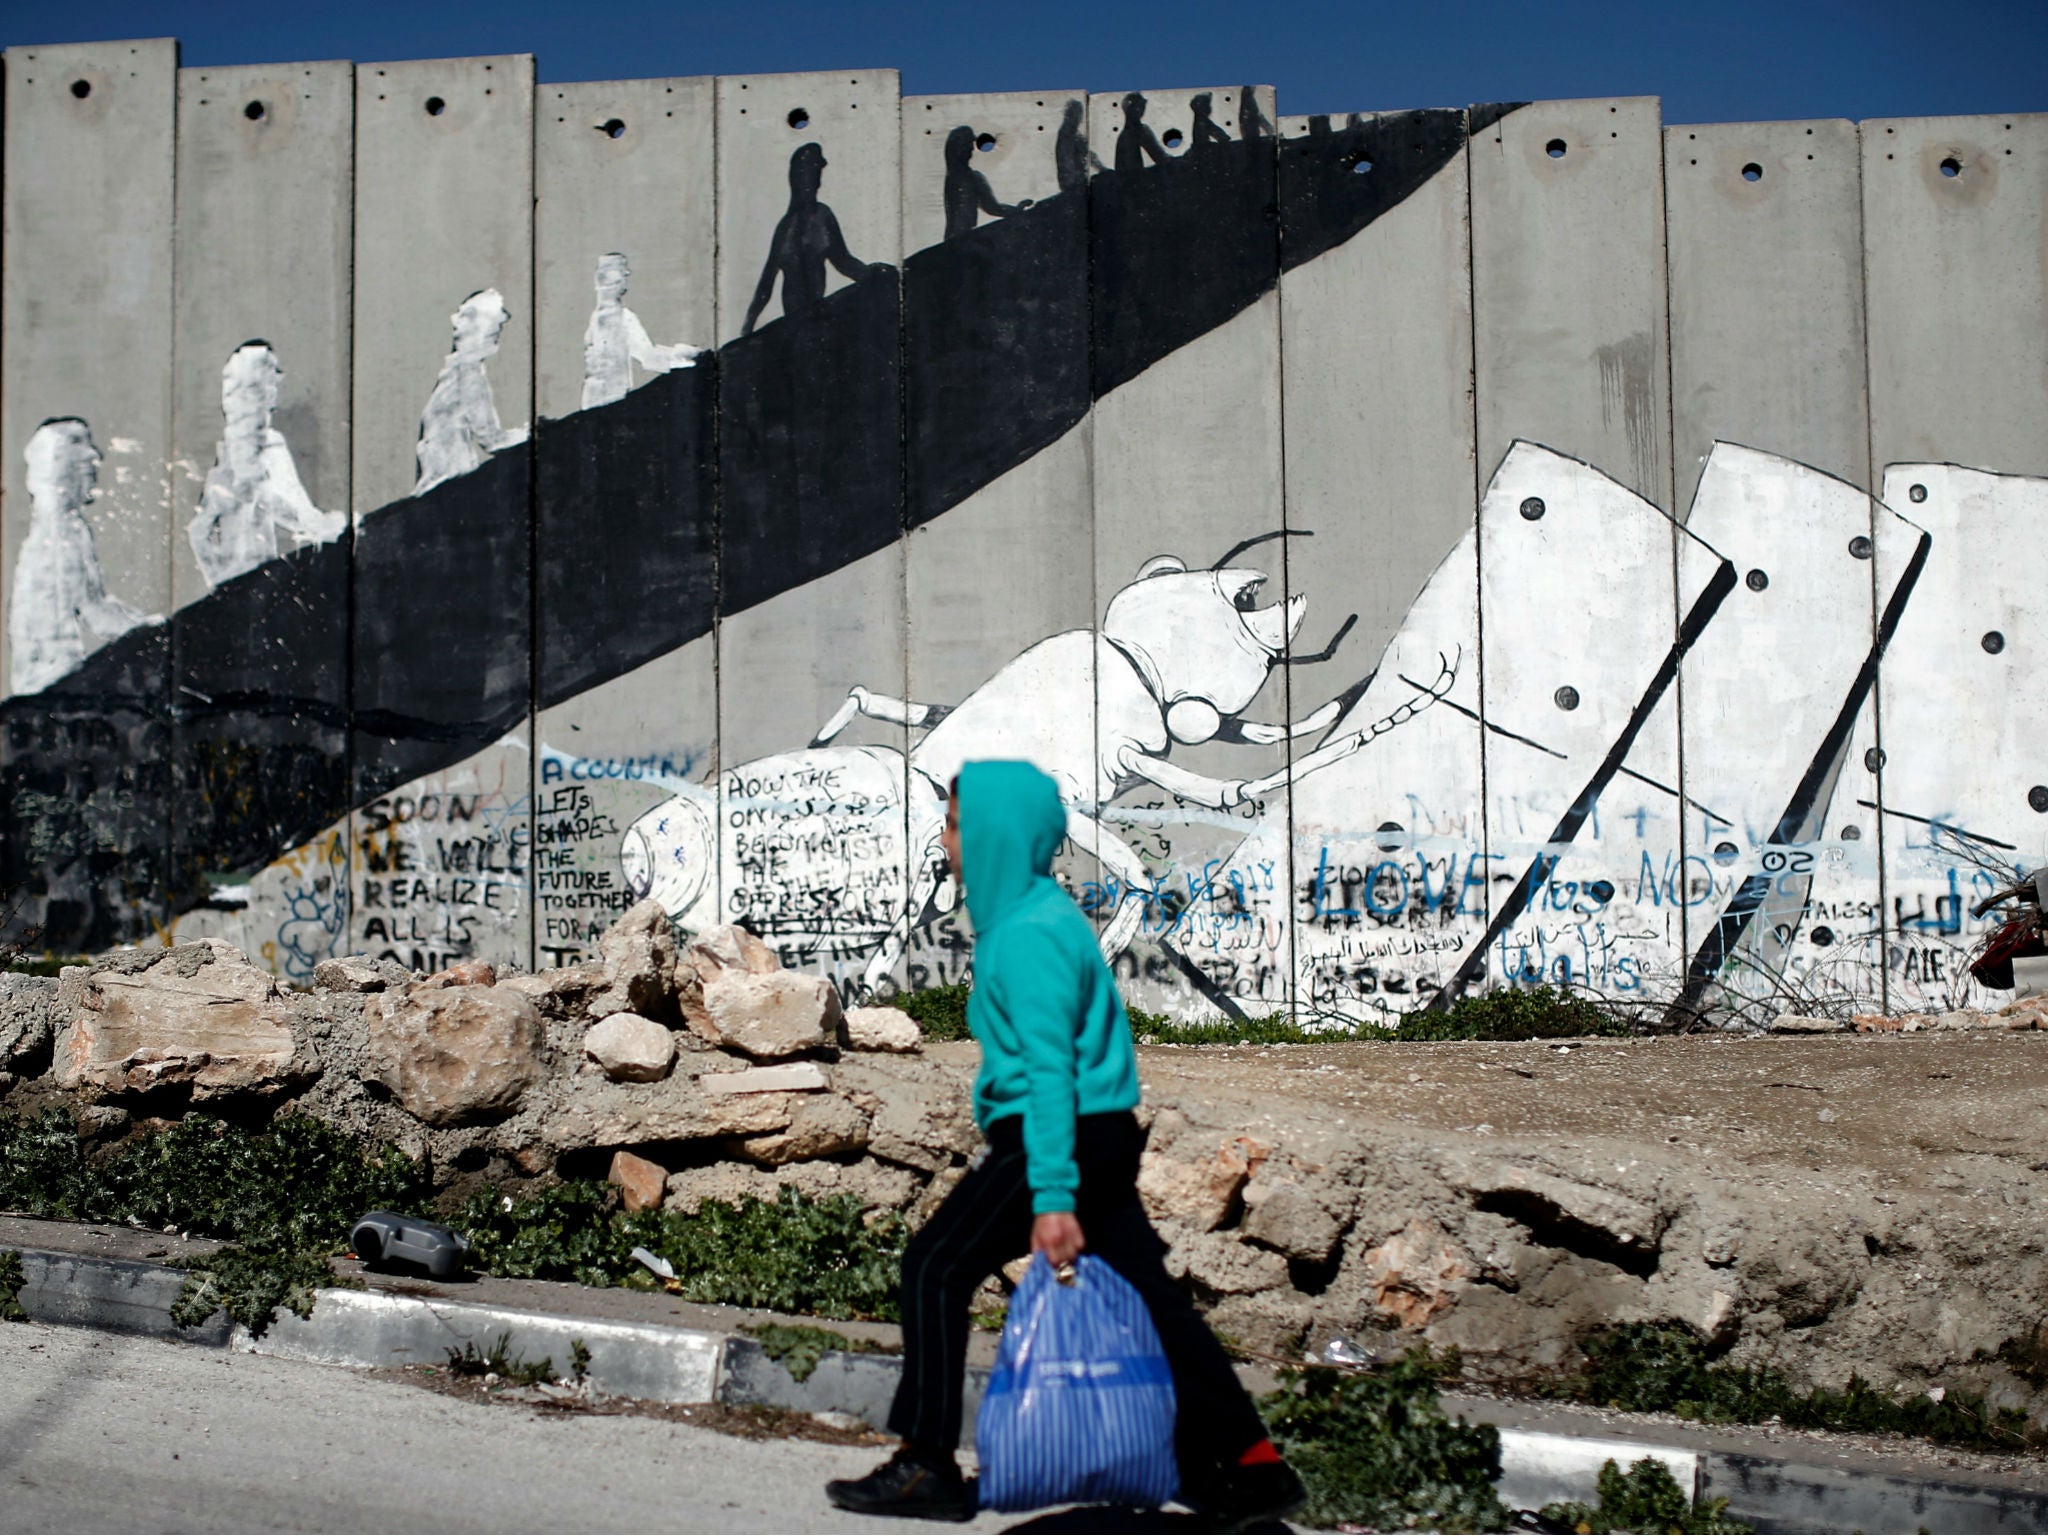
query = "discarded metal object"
xmin=349 ymin=1211 xmax=470 ymax=1279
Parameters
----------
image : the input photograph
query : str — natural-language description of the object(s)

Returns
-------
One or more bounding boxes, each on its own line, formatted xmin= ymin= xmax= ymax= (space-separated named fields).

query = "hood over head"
xmin=957 ymin=760 xmax=1066 ymax=934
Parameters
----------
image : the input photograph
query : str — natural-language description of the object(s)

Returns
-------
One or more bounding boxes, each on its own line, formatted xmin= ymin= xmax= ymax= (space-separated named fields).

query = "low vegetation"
xmin=0 ymin=1248 xmax=26 ymax=1322
xmin=443 ymin=1331 xmax=588 ymax=1387
xmin=739 ymin=1321 xmax=894 ymax=1383
xmin=1557 ymin=1321 xmax=2037 ymax=1453
xmin=1538 ymin=1456 xmax=1749 ymax=1535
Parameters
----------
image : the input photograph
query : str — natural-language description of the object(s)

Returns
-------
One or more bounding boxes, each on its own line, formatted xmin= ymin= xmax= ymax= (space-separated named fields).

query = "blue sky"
xmin=4 ymin=0 xmax=2043 ymax=123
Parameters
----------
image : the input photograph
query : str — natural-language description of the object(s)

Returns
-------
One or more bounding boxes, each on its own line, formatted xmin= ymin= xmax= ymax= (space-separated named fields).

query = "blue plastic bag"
xmin=975 ymin=1253 xmax=1179 ymax=1512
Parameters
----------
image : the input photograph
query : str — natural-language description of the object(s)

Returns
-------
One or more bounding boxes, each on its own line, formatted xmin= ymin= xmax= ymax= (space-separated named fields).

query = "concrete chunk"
xmin=700 ymin=1062 xmax=829 ymax=1096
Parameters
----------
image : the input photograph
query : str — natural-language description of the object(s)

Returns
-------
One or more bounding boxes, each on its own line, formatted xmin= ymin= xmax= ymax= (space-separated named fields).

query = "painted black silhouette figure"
xmin=1237 ymin=87 xmax=1274 ymax=141
xmin=1188 ymin=92 xmax=1232 ymax=155
xmin=1114 ymin=92 xmax=1169 ymax=175
xmin=742 ymin=143 xmax=889 ymax=336
xmin=1055 ymin=99 xmax=1089 ymax=193
xmin=942 ymin=126 xmax=1032 ymax=240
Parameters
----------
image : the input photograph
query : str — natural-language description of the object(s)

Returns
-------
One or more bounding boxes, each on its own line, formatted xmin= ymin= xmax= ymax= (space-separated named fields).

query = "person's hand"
xmin=1031 ymin=1211 xmax=1085 ymax=1268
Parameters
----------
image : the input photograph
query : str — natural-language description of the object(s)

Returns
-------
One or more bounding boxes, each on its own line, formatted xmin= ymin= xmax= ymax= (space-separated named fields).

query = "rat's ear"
xmin=1134 ymin=555 xmax=1186 ymax=581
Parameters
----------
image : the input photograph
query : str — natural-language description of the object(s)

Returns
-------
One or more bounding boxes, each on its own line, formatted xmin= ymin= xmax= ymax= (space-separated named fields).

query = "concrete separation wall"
xmin=1 ymin=36 xmax=2044 ymax=1026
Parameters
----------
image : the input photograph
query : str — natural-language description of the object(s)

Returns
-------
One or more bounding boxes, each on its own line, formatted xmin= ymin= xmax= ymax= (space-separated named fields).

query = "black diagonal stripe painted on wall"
xmin=1 ymin=116 xmax=1482 ymax=949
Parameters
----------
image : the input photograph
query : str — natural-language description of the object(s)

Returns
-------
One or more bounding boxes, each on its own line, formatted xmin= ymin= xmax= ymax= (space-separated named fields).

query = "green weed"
xmin=1538 ymin=1456 xmax=1749 ymax=1535
xmin=0 ymin=1248 xmax=26 ymax=1322
xmin=740 ymin=1321 xmax=893 ymax=1383
xmin=895 ymin=983 xmax=971 ymax=1042
xmin=1560 ymin=1322 xmax=2037 ymax=1453
xmin=444 ymin=1331 xmax=557 ymax=1386
xmin=171 ymin=1245 xmax=354 ymax=1338
xmin=1261 ymin=1350 xmax=1510 ymax=1533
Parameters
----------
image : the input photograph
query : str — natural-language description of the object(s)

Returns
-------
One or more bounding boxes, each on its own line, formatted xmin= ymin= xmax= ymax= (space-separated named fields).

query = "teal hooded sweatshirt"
xmin=958 ymin=760 xmax=1140 ymax=1215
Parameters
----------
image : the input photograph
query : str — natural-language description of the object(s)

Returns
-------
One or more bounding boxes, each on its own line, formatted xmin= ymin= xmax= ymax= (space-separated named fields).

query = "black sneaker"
xmin=1191 ymin=1458 xmax=1308 ymax=1532
xmin=825 ymin=1448 xmax=978 ymax=1523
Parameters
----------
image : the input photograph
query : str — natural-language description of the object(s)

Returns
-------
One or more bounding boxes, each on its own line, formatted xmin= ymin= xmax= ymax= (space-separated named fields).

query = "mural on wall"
xmin=3 ymin=72 xmax=2042 ymax=1025
xmin=188 ymin=342 xmax=348 ymax=588
xmin=8 ymin=419 xmax=161 ymax=695
xmin=413 ymin=287 xmax=528 ymax=495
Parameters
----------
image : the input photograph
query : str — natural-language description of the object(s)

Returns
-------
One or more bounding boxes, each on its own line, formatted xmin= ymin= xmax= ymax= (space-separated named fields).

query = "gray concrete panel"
xmin=1863 ymin=114 xmax=2048 ymax=476
xmin=1665 ymin=120 xmax=1869 ymax=507
xmin=534 ymin=77 xmax=716 ymax=966
xmin=1864 ymin=115 xmax=2048 ymax=1011
xmin=165 ymin=61 xmax=355 ymax=978
xmin=1089 ymin=85 xmax=1287 ymax=1019
xmin=350 ymin=55 xmax=535 ymax=972
xmin=1275 ymin=111 xmax=1482 ymax=1023
xmin=902 ymin=91 xmax=1092 ymax=994
xmin=1 ymin=38 xmax=178 ymax=949
xmin=1470 ymin=98 xmax=1672 ymax=510
xmin=714 ymin=72 xmax=906 ymax=989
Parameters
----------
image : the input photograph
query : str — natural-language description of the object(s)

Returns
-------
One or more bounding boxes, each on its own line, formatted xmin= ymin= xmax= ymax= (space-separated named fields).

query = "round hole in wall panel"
xmin=975 ymin=132 xmax=996 ymax=152
xmin=244 ymin=100 xmax=266 ymax=121
xmin=1546 ymin=138 xmax=1567 ymax=157
xmin=1713 ymin=841 xmax=1739 ymax=866
xmin=1810 ymin=925 xmax=1836 ymax=947
xmin=601 ymin=118 xmax=625 ymax=138
xmin=1586 ymin=879 xmax=1615 ymax=903
xmin=1864 ymin=747 xmax=1886 ymax=773
xmin=1940 ymin=156 xmax=1961 ymax=177
xmin=1374 ymin=822 xmax=1406 ymax=852
xmin=1848 ymin=535 xmax=1873 ymax=560
xmin=70 ymin=79 xmax=91 ymax=99
xmin=2031 ymin=786 xmax=2048 ymax=813
xmin=1840 ymin=825 xmax=1862 ymax=841
xmin=1163 ymin=127 xmax=1184 ymax=149
xmin=425 ymin=96 xmax=446 ymax=116
xmin=1909 ymin=483 xmax=1928 ymax=503
xmin=1746 ymin=568 xmax=1769 ymax=592
xmin=1741 ymin=162 xmax=1762 ymax=181
xmin=1554 ymin=685 xmax=1580 ymax=711
xmin=787 ymin=107 xmax=809 ymax=129
xmin=1519 ymin=496 xmax=1545 ymax=520
xmin=1983 ymin=631 xmax=2006 ymax=655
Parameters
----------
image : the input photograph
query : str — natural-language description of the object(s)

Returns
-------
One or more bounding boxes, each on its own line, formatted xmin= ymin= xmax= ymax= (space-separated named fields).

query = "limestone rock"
xmin=1360 ymin=1217 xmax=1473 ymax=1329
xmin=583 ymin=1012 xmax=677 ymax=1083
xmin=678 ymin=923 xmax=781 ymax=1032
xmin=1138 ymin=1135 xmax=1271 ymax=1232
xmin=733 ymin=1093 xmax=871 ymax=1166
xmin=701 ymin=1061 xmax=830 ymax=1095
xmin=665 ymin=1162 xmax=779 ymax=1214
xmin=587 ymin=899 xmax=680 ymax=1020
xmin=55 ymin=944 xmax=302 ymax=1100
xmin=842 ymin=1056 xmax=980 ymax=1172
xmin=1769 ymin=1012 xmax=1847 ymax=1034
xmin=1452 ymin=1163 xmax=1665 ymax=1255
xmin=366 ymin=983 xmax=544 ymax=1127
xmin=501 ymin=961 xmax=611 ymax=1020
xmin=1167 ymin=1229 xmax=1289 ymax=1296
xmin=422 ymin=959 xmax=497 ymax=989
xmin=544 ymin=1072 xmax=795 ymax=1151
xmin=842 ymin=1006 xmax=922 ymax=1054
xmin=1242 ymin=1180 xmax=1343 ymax=1263
xmin=1936 ymin=1009 xmax=1994 ymax=1031
xmin=1206 ymin=1290 xmax=1314 ymax=1357
xmin=608 ymin=1149 xmax=668 ymax=1213
xmin=776 ymin=1157 xmax=920 ymax=1213
xmin=312 ymin=954 xmax=414 ymax=994
xmin=701 ymin=970 xmax=841 ymax=1060
xmin=0 ymin=972 xmax=56 ymax=1073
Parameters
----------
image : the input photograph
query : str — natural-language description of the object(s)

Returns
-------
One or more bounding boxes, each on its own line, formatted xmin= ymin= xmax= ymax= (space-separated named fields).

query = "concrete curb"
xmin=9 ymin=1240 xmax=2047 ymax=1534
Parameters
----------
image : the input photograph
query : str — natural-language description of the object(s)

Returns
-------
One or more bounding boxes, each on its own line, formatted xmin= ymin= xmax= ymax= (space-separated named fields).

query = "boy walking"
xmin=826 ymin=761 xmax=1305 ymax=1527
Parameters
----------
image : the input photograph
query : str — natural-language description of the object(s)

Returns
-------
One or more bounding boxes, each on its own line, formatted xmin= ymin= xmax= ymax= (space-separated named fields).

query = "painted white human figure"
xmin=8 ymin=418 xmax=161 ymax=695
xmin=414 ymin=288 xmax=528 ymax=495
xmin=581 ymin=252 xmax=703 ymax=410
xmin=187 ymin=342 xmax=347 ymax=587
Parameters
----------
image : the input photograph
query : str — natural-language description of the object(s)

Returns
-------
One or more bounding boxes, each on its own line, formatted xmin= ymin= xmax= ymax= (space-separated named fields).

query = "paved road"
xmin=0 ymin=1323 xmax=1050 ymax=1534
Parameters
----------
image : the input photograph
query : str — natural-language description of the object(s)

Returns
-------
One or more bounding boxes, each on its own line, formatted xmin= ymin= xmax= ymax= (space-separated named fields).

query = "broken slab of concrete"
xmin=700 ymin=1062 xmax=829 ymax=1096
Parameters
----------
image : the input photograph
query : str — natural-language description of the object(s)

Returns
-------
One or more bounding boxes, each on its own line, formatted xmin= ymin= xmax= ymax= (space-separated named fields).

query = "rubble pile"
xmin=1 ymin=903 xmax=2045 ymax=1434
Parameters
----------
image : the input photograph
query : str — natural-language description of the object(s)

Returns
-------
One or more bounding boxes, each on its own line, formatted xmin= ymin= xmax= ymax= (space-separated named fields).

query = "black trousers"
xmin=887 ymin=1111 xmax=1270 ymax=1473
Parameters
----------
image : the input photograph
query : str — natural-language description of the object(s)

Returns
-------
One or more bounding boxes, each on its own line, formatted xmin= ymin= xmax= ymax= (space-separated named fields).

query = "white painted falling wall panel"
xmin=1659 ymin=121 xmax=1884 ymax=1017
xmin=0 ymin=39 xmax=178 ymax=952
xmin=350 ymin=55 xmax=535 ymax=972
xmin=1863 ymin=114 xmax=2048 ymax=1011
xmin=900 ymin=90 xmax=1094 ymax=995
xmin=165 ymin=60 xmax=355 ymax=979
xmin=712 ymin=71 xmax=906 ymax=988
xmin=533 ymin=77 xmax=717 ymax=967
xmin=1469 ymin=98 xmax=1684 ymax=1000
xmin=1088 ymin=84 xmax=1289 ymax=1020
xmin=1272 ymin=110 xmax=1482 ymax=1024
